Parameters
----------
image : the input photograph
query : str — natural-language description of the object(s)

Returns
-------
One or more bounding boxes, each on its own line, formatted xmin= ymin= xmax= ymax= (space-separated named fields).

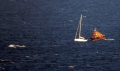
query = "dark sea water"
xmin=0 ymin=0 xmax=120 ymax=71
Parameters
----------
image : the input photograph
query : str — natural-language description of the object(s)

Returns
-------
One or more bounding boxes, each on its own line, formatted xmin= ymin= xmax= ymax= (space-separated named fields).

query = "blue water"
xmin=0 ymin=0 xmax=120 ymax=71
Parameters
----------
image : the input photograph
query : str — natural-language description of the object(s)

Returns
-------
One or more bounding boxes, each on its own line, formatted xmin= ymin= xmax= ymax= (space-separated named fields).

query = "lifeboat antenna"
xmin=94 ymin=27 xmax=97 ymax=31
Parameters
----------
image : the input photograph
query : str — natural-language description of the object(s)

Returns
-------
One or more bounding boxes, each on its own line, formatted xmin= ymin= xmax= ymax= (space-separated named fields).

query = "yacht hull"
xmin=74 ymin=39 xmax=88 ymax=42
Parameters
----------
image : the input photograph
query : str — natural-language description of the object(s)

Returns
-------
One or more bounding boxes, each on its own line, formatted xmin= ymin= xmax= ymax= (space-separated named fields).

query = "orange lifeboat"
xmin=91 ymin=28 xmax=106 ymax=41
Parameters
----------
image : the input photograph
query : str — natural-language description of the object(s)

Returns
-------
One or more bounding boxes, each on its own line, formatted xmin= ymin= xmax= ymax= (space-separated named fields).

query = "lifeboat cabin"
xmin=91 ymin=28 xmax=106 ymax=41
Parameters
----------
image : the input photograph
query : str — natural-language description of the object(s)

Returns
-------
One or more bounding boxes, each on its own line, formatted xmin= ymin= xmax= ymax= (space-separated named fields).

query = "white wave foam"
xmin=8 ymin=44 xmax=26 ymax=48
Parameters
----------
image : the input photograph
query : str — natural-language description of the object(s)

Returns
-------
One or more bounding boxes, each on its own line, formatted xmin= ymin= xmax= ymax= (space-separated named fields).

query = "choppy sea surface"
xmin=0 ymin=0 xmax=120 ymax=71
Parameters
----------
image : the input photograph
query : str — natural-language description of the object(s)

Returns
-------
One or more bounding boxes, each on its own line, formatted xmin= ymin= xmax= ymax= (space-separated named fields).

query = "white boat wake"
xmin=105 ymin=39 xmax=115 ymax=40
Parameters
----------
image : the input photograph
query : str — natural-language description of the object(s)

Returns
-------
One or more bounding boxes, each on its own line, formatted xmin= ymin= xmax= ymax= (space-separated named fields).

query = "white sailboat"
xmin=74 ymin=14 xmax=88 ymax=42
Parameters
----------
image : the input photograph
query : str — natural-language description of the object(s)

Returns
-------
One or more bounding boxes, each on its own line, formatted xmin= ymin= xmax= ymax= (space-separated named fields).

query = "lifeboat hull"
xmin=91 ymin=37 xmax=106 ymax=41
xmin=91 ymin=28 xmax=106 ymax=41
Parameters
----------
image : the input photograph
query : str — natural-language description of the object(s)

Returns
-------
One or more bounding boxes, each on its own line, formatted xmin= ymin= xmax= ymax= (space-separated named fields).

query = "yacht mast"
xmin=79 ymin=14 xmax=82 ymax=38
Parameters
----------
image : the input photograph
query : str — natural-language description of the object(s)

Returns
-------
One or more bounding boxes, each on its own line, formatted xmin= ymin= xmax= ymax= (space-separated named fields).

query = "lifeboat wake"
xmin=105 ymin=39 xmax=115 ymax=40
